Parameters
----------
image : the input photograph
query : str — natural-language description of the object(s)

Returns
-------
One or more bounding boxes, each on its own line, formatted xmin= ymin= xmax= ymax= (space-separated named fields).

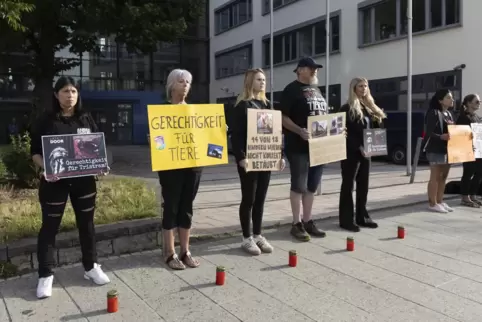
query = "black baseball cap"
xmin=293 ymin=57 xmax=323 ymax=72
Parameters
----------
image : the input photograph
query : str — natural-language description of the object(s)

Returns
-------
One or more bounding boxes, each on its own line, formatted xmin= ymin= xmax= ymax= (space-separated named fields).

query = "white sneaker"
xmin=254 ymin=235 xmax=274 ymax=253
xmin=440 ymin=203 xmax=454 ymax=212
xmin=36 ymin=276 xmax=54 ymax=299
xmin=84 ymin=263 xmax=110 ymax=285
xmin=429 ymin=204 xmax=448 ymax=213
xmin=241 ymin=237 xmax=261 ymax=255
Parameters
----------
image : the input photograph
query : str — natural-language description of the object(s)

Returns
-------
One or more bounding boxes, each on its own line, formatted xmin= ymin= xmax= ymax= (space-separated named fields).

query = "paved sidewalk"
xmin=3 ymin=200 xmax=482 ymax=321
xmin=110 ymin=145 xmax=464 ymax=236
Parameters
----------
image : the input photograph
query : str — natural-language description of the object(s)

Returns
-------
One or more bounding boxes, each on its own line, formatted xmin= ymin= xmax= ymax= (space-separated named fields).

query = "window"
xmin=359 ymin=0 xmax=460 ymax=45
xmin=263 ymin=13 xmax=341 ymax=66
xmin=215 ymin=45 xmax=252 ymax=79
xmin=215 ymin=0 xmax=252 ymax=34
xmin=262 ymin=0 xmax=298 ymax=14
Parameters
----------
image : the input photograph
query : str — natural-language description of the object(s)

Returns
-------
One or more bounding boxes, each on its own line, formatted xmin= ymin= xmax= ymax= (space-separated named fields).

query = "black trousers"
xmin=158 ymin=168 xmax=202 ymax=230
xmin=237 ymin=166 xmax=271 ymax=238
xmin=339 ymin=153 xmax=371 ymax=226
xmin=38 ymin=176 xmax=97 ymax=278
xmin=461 ymin=159 xmax=482 ymax=196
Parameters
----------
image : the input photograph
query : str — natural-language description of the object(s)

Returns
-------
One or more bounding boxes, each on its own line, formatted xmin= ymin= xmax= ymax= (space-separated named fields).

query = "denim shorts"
xmin=426 ymin=152 xmax=448 ymax=165
xmin=286 ymin=153 xmax=324 ymax=194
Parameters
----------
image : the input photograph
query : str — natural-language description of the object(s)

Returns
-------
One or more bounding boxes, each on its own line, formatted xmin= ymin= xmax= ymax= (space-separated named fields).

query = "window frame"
xmin=261 ymin=10 xmax=341 ymax=68
xmin=214 ymin=41 xmax=253 ymax=80
xmin=214 ymin=0 xmax=253 ymax=36
xmin=261 ymin=0 xmax=301 ymax=15
xmin=358 ymin=0 xmax=462 ymax=47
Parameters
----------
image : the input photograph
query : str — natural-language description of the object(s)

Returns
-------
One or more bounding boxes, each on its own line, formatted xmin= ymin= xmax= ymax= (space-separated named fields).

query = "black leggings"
xmin=38 ymin=176 xmax=97 ymax=278
xmin=461 ymin=159 xmax=482 ymax=196
xmin=237 ymin=166 xmax=271 ymax=238
xmin=158 ymin=168 xmax=202 ymax=230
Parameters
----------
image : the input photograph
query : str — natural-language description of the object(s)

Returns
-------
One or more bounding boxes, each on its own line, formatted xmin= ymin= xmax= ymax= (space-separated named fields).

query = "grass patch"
xmin=0 ymin=177 xmax=159 ymax=245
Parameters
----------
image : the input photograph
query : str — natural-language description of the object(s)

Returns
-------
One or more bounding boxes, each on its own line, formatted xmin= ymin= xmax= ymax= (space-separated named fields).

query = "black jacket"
xmin=231 ymin=99 xmax=275 ymax=163
xmin=339 ymin=103 xmax=383 ymax=155
xmin=423 ymin=108 xmax=453 ymax=154
xmin=456 ymin=110 xmax=482 ymax=126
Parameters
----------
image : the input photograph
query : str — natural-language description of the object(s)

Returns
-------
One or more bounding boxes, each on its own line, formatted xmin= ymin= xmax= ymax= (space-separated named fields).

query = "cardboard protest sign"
xmin=308 ymin=112 xmax=346 ymax=166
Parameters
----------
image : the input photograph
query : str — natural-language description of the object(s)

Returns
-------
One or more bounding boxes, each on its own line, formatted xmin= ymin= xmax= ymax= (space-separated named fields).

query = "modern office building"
xmin=0 ymin=1 xmax=209 ymax=145
xmin=210 ymin=0 xmax=469 ymax=113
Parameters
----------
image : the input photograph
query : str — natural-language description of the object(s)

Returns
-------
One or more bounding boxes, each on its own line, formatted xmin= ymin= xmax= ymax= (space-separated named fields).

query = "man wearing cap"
xmin=276 ymin=57 xmax=327 ymax=241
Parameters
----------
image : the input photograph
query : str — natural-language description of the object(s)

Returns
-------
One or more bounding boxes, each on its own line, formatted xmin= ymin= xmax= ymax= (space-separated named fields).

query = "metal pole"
xmin=317 ymin=0 xmax=329 ymax=196
xmin=269 ymin=0 xmax=274 ymax=104
xmin=406 ymin=0 xmax=412 ymax=175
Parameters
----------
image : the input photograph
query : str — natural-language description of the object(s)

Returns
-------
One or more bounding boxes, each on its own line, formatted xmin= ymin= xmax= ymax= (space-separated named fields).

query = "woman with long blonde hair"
xmin=338 ymin=77 xmax=386 ymax=232
xmin=231 ymin=68 xmax=285 ymax=255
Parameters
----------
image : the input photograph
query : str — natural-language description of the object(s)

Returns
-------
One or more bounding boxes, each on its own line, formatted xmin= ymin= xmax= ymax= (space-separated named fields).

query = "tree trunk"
xmin=31 ymin=36 xmax=56 ymax=120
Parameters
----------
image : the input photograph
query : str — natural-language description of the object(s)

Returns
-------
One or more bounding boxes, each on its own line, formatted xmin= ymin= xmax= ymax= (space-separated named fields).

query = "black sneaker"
xmin=304 ymin=220 xmax=327 ymax=238
xmin=290 ymin=222 xmax=311 ymax=242
xmin=357 ymin=218 xmax=378 ymax=229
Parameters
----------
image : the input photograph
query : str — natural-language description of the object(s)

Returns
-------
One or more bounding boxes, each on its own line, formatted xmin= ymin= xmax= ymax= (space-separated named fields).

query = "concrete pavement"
xmin=4 ymin=200 xmax=482 ymax=321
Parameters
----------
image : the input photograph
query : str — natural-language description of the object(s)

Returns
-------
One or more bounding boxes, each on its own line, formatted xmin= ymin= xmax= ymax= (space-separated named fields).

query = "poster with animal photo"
xmin=245 ymin=109 xmax=283 ymax=171
xmin=41 ymin=133 xmax=109 ymax=180
xmin=363 ymin=129 xmax=388 ymax=157
xmin=308 ymin=112 xmax=347 ymax=166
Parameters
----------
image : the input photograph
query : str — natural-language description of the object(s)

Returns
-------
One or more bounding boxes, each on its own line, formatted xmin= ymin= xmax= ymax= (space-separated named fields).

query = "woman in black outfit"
xmin=339 ymin=77 xmax=386 ymax=232
xmin=31 ymin=76 xmax=110 ymax=299
xmin=231 ymin=68 xmax=285 ymax=255
xmin=158 ymin=69 xmax=202 ymax=270
xmin=456 ymin=93 xmax=482 ymax=207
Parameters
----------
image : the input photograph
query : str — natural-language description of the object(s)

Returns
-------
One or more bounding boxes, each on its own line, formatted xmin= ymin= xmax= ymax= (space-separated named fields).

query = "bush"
xmin=2 ymin=133 xmax=41 ymax=188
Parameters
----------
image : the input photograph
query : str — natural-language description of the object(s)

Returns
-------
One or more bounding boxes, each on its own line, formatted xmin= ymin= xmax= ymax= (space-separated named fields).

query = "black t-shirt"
xmin=277 ymin=80 xmax=327 ymax=153
xmin=30 ymin=112 xmax=98 ymax=156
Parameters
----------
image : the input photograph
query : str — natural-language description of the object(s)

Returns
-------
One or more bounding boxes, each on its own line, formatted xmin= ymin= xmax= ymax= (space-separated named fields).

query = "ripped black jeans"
xmin=37 ymin=176 xmax=98 ymax=278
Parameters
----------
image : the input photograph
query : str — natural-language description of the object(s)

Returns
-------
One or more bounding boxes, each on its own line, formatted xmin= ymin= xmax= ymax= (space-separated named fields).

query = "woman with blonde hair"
xmin=231 ymin=68 xmax=285 ymax=255
xmin=338 ymin=77 xmax=386 ymax=232
xmin=157 ymin=68 xmax=202 ymax=270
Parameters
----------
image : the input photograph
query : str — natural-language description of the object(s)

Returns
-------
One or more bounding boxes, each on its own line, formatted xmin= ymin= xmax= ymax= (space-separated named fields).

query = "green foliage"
xmin=1 ymin=133 xmax=41 ymax=188
xmin=0 ymin=0 xmax=34 ymax=31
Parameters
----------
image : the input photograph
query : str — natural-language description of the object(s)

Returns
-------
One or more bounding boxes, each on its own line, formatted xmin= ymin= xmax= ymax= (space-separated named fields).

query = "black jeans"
xmin=237 ymin=166 xmax=271 ymax=238
xmin=461 ymin=159 xmax=482 ymax=196
xmin=158 ymin=168 xmax=202 ymax=230
xmin=339 ymin=152 xmax=371 ymax=226
xmin=38 ymin=176 xmax=98 ymax=278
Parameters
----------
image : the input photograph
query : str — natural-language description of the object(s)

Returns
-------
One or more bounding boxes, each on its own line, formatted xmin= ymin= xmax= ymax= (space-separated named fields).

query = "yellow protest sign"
xmin=147 ymin=104 xmax=228 ymax=171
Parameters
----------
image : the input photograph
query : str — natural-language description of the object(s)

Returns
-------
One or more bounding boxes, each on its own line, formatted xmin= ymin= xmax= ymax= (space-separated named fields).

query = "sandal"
xmin=180 ymin=251 xmax=200 ymax=268
xmin=461 ymin=200 xmax=480 ymax=208
xmin=472 ymin=198 xmax=482 ymax=206
xmin=165 ymin=253 xmax=185 ymax=270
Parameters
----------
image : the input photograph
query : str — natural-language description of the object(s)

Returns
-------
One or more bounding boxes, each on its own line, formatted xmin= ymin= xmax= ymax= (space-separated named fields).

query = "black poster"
xmin=41 ymin=133 xmax=109 ymax=180
xmin=363 ymin=129 xmax=388 ymax=157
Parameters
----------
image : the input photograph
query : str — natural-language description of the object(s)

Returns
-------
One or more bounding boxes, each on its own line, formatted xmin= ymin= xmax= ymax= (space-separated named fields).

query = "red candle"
xmin=289 ymin=250 xmax=297 ymax=267
xmin=398 ymin=226 xmax=405 ymax=239
xmin=346 ymin=237 xmax=354 ymax=251
xmin=107 ymin=290 xmax=119 ymax=313
xmin=216 ymin=266 xmax=226 ymax=285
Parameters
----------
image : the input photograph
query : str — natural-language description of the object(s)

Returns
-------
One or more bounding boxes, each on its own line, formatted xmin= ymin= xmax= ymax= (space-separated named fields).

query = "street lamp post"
xmin=269 ymin=0 xmax=274 ymax=104
xmin=406 ymin=0 xmax=413 ymax=176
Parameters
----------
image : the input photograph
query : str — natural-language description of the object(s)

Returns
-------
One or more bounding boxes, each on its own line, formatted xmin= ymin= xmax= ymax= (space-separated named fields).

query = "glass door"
xmin=115 ymin=103 xmax=133 ymax=144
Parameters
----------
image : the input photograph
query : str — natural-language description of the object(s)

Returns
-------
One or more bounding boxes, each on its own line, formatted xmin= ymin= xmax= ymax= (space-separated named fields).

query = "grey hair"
xmin=165 ymin=69 xmax=193 ymax=101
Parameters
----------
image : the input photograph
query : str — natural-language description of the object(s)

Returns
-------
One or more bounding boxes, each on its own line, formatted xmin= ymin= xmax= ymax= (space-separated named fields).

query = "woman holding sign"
xmin=30 ymin=76 xmax=110 ymax=299
xmin=423 ymin=89 xmax=455 ymax=213
xmin=338 ymin=77 xmax=386 ymax=232
xmin=157 ymin=69 xmax=202 ymax=270
xmin=456 ymin=94 xmax=482 ymax=207
xmin=231 ymin=68 xmax=285 ymax=255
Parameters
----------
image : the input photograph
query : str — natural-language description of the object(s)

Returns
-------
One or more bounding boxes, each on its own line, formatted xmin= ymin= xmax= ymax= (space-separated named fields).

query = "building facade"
xmin=0 ymin=2 xmax=209 ymax=145
xmin=210 ymin=0 xmax=470 ymax=113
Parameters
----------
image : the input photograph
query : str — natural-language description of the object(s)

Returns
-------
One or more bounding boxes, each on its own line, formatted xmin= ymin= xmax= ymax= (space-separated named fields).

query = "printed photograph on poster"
xmin=257 ymin=112 xmax=273 ymax=135
xmin=207 ymin=143 xmax=224 ymax=159
xmin=330 ymin=116 xmax=343 ymax=135
xmin=311 ymin=120 xmax=328 ymax=138
xmin=471 ymin=123 xmax=482 ymax=159
xmin=41 ymin=133 xmax=109 ymax=180
xmin=363 ymin=129 xmax=388 ymax=156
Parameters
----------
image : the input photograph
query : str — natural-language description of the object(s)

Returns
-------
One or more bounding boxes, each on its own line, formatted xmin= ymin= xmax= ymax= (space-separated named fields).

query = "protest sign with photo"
xmin=245 ymin=109 xmax=283 ymax=172
xmin=448 ymin=125 xmax=475 ymax=163
xmin=471 ymin=123 xmax=482 ymax=159
xmin=147 ymin=104 xmax=228 ymax=171
xmin=308 ymin=112 xmax=346 ymax=166
xmin=363 ymin=129 xmax=388 ymax=156
xmin=41 ymin=133 xmax=108 ymax=180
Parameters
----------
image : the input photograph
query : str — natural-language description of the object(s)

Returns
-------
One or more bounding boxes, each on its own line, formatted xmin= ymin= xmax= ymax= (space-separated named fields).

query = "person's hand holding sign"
xmin=100 ymin=166 xmax=111 ymax=176
xmin=279 ymin=158 xmax=286 ymax=171
xmin=440 ymin=133 xmax=450 ymax=141
xmin=42 ymin=172 xmax=59 ymax=182
xmin=239 ymin=159 xmax=247 ymax=169
xmin=342 ymin=127 xmax=348 ymax=137
xmin=298 ymin=127 xmax=310 ymax=140
xmin=359 ymin=146 xmax=369 ymax=159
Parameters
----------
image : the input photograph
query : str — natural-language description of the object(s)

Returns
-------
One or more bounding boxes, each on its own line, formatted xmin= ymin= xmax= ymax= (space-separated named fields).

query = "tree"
xmin=0 ymin=0 xmax=205 ymax=114
xmin=0 ymin=0 xmax=34 ymax=31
